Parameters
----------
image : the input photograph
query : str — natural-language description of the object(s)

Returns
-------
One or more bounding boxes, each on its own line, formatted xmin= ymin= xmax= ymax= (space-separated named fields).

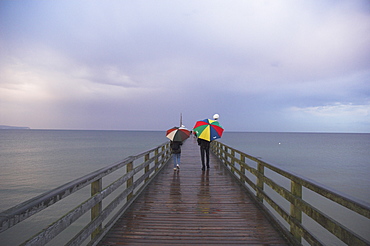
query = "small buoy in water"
xmin=278 ymin=142 xmax=281 ymax=145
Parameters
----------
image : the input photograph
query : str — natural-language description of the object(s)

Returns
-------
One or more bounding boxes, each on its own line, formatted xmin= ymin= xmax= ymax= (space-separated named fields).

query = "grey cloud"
xmin=1 ymin=0 xmax=369 ymax=132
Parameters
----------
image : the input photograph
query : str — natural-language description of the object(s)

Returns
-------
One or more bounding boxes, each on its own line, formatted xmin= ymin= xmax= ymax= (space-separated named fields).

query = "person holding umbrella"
xmin=170 ymin=140 xmax=182 ymax=171
xmin=197 ymin=138 xmax=210 ymax=171
xmin=193 ymin=114 xmax=223 ymax=171
xmin=166 ymin=125 xmax=190 ymax=171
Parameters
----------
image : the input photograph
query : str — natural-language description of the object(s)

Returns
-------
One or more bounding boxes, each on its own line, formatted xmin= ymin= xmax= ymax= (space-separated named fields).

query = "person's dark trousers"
xmin=200 ymin=147 xmax=210 ymax=170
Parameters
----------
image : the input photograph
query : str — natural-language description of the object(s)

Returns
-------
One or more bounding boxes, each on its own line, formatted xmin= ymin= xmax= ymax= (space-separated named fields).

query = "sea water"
xmin=0 ymin=130 xmax=369 ymax=245
xmin=0 ymin=130 xmax=166 ymax=210
xmin=219 ymin=132 xmax=370 ymax=203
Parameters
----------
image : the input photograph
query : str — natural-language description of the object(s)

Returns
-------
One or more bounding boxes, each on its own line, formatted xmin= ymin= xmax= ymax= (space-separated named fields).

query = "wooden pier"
xmin=2 ymin=136 xmax=368 ymax=245
xmin=98 ymin=138 xmax=288 ymax=245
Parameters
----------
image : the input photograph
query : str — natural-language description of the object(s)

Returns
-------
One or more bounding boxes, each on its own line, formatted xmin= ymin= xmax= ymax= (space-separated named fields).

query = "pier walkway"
xmin=98 ymin=138 xmax=288 ymax=245
xmin=2 ymin=136 xmax=368 ymax=245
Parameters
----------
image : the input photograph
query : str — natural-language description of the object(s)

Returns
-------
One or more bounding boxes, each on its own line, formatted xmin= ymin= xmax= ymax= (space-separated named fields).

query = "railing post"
xmin=217 ymin=142 xmax=221 ymax=158
xmin=230 ymin=149 xmax=235 ymax=174
xmin=145 ymin=153 xmax=150 ymax=182
xmin=224 ymin=146 xmax=229 ymax=166
xmin=213 ymin=141 xmax=219 ymax=157
xmin=219 ymin=143 xmax=223 ymax=161
xmin=127 ymin=161 xmax=133 ymax=201
xmin=256 ymin=161 xmax=264 ymax=203
xmin=154 ymin=148 xmax=159 ymax=172
xmin=166 ymin=143 xmax=171 ymax=162
xmin=91 ymin=178 xmax=102 ymax=240
xmin=157 ymin=146 xmax=164 ymax=172
xmin=290 ymin=180 xmax=302 ymax=243
xmin=240 ymin=154 xmax=246 ymax=183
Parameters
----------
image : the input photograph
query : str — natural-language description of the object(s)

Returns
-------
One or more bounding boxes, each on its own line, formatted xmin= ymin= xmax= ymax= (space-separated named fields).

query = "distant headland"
xmin=0 ymin=125 xmax=31 ymax=130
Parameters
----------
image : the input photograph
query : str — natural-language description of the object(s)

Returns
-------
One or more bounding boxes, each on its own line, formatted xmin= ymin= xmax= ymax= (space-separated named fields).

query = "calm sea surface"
xmin=0 ymin=130 xmax=166 ymax=210
xmin=0 ymin=130 xmax=369 ymax=245
xmin=220 ymin=132 xmax=370 ymax=203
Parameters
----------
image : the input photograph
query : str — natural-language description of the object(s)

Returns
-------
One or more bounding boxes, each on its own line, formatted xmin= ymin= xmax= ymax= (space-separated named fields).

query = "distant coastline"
xmin=0 ymin=125 xmax=30 ymax=130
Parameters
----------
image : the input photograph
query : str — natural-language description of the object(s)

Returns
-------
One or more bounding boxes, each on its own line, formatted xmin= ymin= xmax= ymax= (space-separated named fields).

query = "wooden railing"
xmin=211 ymin=141 xmax=370 ymax=246
xmin=0 ymin=142 xmax=171 ymax=246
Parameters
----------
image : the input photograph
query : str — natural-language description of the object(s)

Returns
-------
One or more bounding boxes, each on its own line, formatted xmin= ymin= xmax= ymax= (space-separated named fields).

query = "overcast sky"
xmin=1 ymin=0 xmax=369 ymax=132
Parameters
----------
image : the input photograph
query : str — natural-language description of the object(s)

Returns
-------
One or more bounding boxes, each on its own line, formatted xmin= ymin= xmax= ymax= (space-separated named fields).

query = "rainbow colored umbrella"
xmin=193 ymin=119 xmax=224 ymax=141
xmin=166 ymin=127 xmax=191 ymax=142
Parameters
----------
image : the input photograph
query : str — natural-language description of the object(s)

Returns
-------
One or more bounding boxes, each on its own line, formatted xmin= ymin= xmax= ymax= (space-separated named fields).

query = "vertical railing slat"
xmin=145 ymin=153 xmax=150 ymax=182
xmin=127 ymin=161 xmax=133 ymax=201
xmin=91 ymin=178 xmax=102 ymax=240
xmin=231 ymin=149 xmax=236 ymax=174
xmin=256 ymin=161 xmax=264 ymax=203
xmin=290 ymin=180 xmax=303 ymax=243
xmin=240 ymin=154 xmax=246 ymax=183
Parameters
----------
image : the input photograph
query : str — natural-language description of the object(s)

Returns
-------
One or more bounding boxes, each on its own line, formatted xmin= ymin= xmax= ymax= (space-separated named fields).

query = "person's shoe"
xmin=176 ymin=164 xmax=180 ymax=170
xmin=207 ymin=165 xmax=210 ymax=169
xmin=202 ymin=166 xmax=205 ymax=171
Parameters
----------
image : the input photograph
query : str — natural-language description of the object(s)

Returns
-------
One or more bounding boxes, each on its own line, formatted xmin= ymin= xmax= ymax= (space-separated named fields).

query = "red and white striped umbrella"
xmin=166 ymin=127 xmax=190 ymax=141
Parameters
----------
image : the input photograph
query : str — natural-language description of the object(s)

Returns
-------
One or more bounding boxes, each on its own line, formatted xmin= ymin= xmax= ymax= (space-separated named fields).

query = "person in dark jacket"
xmin=197 ymin=138 xmax=210 ymax=171
xmin=196 ymin=114 xmax=220 ymax=171
xmin=170 ymin=141 xmax=182 ymax=171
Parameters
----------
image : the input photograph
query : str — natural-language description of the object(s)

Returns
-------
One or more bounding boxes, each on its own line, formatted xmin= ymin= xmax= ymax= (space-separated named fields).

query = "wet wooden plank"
xmin=98 ymin=137 xmax=289 ymax=245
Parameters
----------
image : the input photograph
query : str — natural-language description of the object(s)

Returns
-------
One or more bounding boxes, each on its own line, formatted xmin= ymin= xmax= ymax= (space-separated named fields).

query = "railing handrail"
xmin=0 ymin=141 xmax=172 ymax=245
xmin=217 ymin=142 xmax=370 ymax=215
xmin=0 ymin=156 xmax=131 ymax=228
xmin=211 ymin=141 xmax=370 ymax=246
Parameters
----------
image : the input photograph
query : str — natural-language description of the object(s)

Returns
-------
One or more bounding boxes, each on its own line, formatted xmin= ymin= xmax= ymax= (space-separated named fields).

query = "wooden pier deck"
xmin=98 ymin=138 xmax=289 ymax=245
